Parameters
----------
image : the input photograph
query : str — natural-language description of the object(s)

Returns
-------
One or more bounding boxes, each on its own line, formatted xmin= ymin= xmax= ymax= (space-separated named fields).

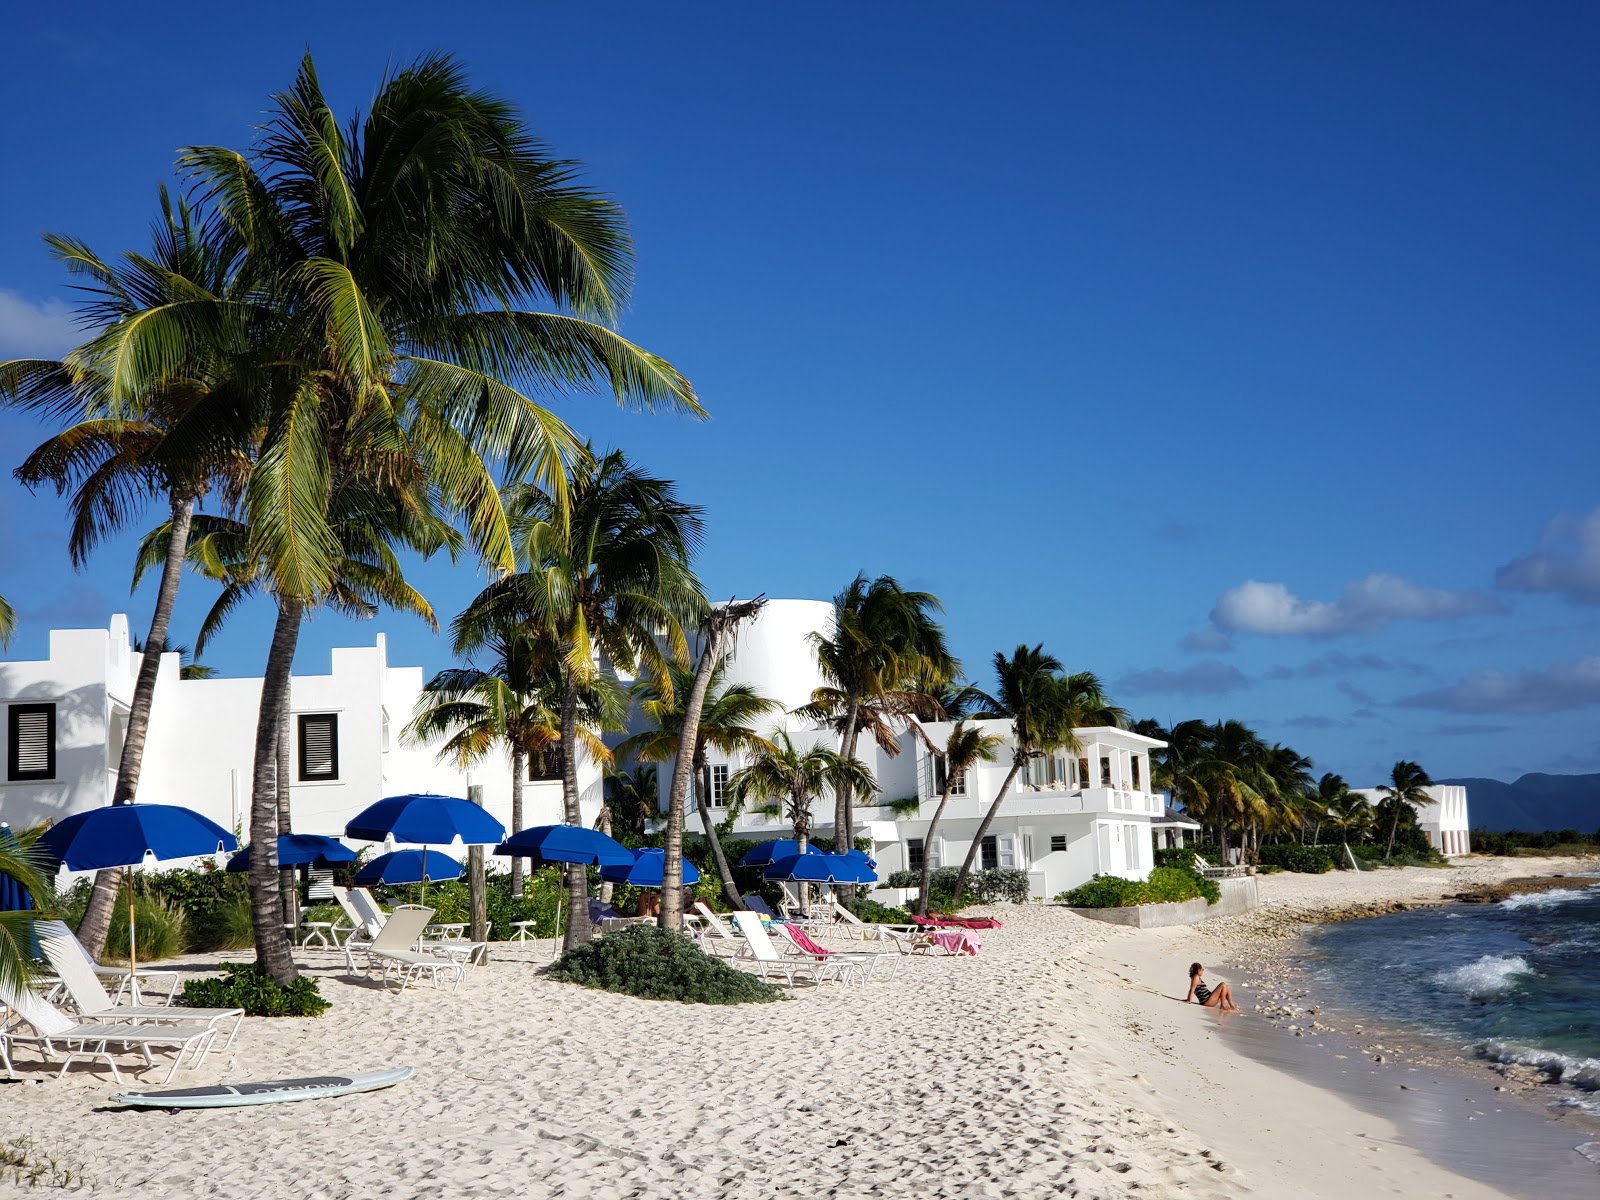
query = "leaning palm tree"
xmin=453 ymin=451 xmax=705 ymax=949
xmin=948 ymin=645 xmax=1082 ymax=908
xmin=1377 ymin=760 xmax=1434 ymax=862
xmin=617 ymin=652 xmax=779 ymax=911
xmin=800 ymin=575 xmax=956 ymax=852
xmin=915 ymin=721 xmax=1004 ymax=916
xmin=728 ymin=731 xmax=879 ymax=854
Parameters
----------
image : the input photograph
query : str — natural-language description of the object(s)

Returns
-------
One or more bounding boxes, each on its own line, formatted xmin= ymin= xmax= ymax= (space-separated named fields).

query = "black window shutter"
xmin=298 ymin=714 xmax=339 ymax=781
xmin=8 ymin=704 xmax=56 ymax=782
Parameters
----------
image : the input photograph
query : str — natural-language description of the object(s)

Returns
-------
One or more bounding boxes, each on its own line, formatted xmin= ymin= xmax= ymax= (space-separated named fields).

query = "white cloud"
xmin=0 ymin=289 xmax=79 ymax=359
xmin=1119 ymin=660 xmax=1250 ymax=696
xmin=1494 ymin=508 xmax=1600 ymax=606
xmin=1398 ymin=657 xmax=1600 ymax=715
xmin=1210 ymin=574 xmax=1506 ymax=638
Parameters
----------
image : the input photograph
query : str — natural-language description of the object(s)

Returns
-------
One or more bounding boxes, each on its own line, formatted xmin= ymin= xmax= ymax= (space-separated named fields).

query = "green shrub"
xmin=841 ymin=896 xmax=912 ymax=924
xmin=1057 ymin=875 xmax=1147 ymax=908
xmin=1258 ymin=844 xmax=1334 ymax=874
xmin=105 ymin=894 xmax=187 ymax=962
xmin=1258 ymin=863 xmax=1284 ymax=874
xmin=180 ymin=962 xmax=330 ymax=1017
xmin=548 ymin=925 xmax=781 ymax=1004
xmin=884 ymin=866 xmax=1028 ymax=908
xmin=1153 ymin=847 xmax=1201 ymax=869
xmin=376 ymin=867 xmax=562 ymax=939
xmin=1056 ymin=866 xmax=1218 ymax=908
xmin=207 ymin=892 xmax=257 ymax=951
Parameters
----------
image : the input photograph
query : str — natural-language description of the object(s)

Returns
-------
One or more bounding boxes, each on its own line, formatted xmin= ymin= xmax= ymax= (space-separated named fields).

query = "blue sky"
xmin=2 ymin=3 xmax=1598 ymax=785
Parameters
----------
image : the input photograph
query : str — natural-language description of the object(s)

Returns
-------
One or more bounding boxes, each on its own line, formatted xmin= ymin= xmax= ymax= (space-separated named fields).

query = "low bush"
xmin=841 ymin=896 xmax=913 ymax=925
xmin=181 ymin=962 xmax=330 ymax=1016
xmin=884 ymin=866 xmax=1029 ymax=908
xmin=1258 ymin=844 xmax=1334 ymax=874
xmin=1153 ymin=847 xmax=1201 ymax=869
xmin=547 ymin=925 xmax=781 ymax=1004
xmin=1258 ymin=863 xmax=1284 ymax=874
xmin=1056 ymin=866 xmax=1218 ymax=908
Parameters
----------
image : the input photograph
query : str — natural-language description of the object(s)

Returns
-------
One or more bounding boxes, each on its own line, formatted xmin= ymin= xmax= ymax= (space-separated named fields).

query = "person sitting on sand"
xmin=1186 ymin=962 xmax=1240 ymax=1012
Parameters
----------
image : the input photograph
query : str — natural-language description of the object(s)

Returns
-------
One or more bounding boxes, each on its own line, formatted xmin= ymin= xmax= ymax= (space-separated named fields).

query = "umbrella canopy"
xmin=764 ymin=851 xmax=878 ymax=885
xmin=37 ymin=804 xmax=238 ymax=871
xmin=0 ymin=824 xmax=35 ymax=912
xmin=840 ymin=847 xmax=878 ymax=870
xmin=344 ymin=794 xmax=505 ymax=847
xmin=353 ymin=849 xmax=463 ymax=886
xmin=736 ymin=839 xmax=804 ymax=868
xmin=226 ymin=834 xmax=357 ymax=873
xmin=494 ymin=824 xmax=633 ymax=866
xmin=599 ymin=848 xmax=701 ymax=888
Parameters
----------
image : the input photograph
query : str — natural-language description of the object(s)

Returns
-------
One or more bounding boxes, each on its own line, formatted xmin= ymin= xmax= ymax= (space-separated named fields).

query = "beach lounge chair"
xmin=728 ymin=912 xmax=843 ymax=988
xmin=740 ymin=894 xmax=778 ymax=918
xmin=692 ymin=902 xmax=748 ymax=957
xmin=827 ymin=898 xmax=922 ymax=942
xmin=775 ymin=923 xmax=897 ymax=984
xmin=0 ymin=976 xmax=215 ymax=1085
xmin=357 ymin=906 xmax=478 ymax=992
xmin=35 ymin=921 xmax=246 ymax=1050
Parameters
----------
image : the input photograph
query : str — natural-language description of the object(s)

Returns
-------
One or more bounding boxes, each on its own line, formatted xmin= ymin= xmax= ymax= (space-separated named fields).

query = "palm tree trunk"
xmin=835 ymin=699 xmax=861 ymax=850
xmin=659 ymin=625 xmax=724 ymax=932
xmin=792 ymin=797 xmax=810 ymax=856
xmin=950 ymin=759 xmax=1024 ymax=909
xmin=509 ymin=746 xmax=526 ymax=895
xmin=697 ymin=759 xmax=743 ymax=909
xmin=1384 ymin=802 xmax=1401 ymax=862
xmin=77 ymin=490 xmax=195 ymax=960
xmin=915 ymin=781 xmax=956 ymax=917
xmin=595 ymin=804 xmax=615 ymax=906
xmin=277 ymin=700 xmax=297 ymax=930
xmin=250 ymin=598 xmax=302 ymax=985
xmin=559 ymin=677 xmax=592 ymax=952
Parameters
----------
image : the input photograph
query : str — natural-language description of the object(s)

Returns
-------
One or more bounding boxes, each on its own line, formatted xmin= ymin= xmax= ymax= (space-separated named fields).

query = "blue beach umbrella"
xmin=37 ymin=804 xmax=238 ymax=986
xmin=764 ymin=851 xmax=878 ymax=886
xmin=736 ymin=840 xmax=804 ymax=869
xmin=494 ymin=824 xmax=633 ymax=866
xmin=226 ymin=833 xmax=357 ymax=873
xmin=599 ymin=848 xmax=701 ymax=889
xmin=0 ymin=824 xmax=35 ymax=913
xmin=354 ymin=849 xmax=463 ymax=887
xmin=346 ymin=794 xmax=504 ymax=902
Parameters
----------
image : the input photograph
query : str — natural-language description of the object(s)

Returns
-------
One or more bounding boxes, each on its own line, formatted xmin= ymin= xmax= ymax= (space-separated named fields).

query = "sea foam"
xmin=1480 ymin=1041 xmax=1600 ymax=1092
xmin=1433 ymin=954 xmax=1533 ymax=998
xmin=1499 ymin=886 xmax=1597 ymax=911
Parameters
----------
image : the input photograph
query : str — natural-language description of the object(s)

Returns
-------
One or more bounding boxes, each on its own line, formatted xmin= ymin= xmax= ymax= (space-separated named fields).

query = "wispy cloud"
xmin=1119 ymin=660 xmax=1250 ymax=696
xmin=1495 ymin=508 xmax=1600 ymax=606
xmin=1179 ymin=629 xmax=1233 ymax=654
xmin=1265 ymin=651 xmax=1429 ymax=680
xmin=0 ymin=289 xmax=79 ymax=359
xmin=1398 ymin=657 xmax=1600 ymax=715
xmin=1282 ymin=714 xmax=1354 ymax=730
xmin=1210 ymin=575 xmax=1506 ymax=639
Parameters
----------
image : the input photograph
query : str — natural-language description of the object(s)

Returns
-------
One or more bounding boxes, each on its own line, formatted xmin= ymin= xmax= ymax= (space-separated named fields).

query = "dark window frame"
xmin=1049 ymin=834 xmax=1067 ymax=853
xmin=297 ymin=713 xmax=339 ymax=782
xmin=907 ymin=838 xmax=925 ymax=872
xmin=7 ymin=703 xmax=56 ymax=782
xmin=981 ymin=834 xmax=999 ymax=871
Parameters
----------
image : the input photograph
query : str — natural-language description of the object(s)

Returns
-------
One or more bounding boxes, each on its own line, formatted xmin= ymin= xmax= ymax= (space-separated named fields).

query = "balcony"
xmin=1008 ymin=785 xmax=1163 ymax=817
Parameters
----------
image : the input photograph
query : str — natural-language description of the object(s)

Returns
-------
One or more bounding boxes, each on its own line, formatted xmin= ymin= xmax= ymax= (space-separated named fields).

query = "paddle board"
xmin=108 ymin=1065 xmax=414 ymax=1109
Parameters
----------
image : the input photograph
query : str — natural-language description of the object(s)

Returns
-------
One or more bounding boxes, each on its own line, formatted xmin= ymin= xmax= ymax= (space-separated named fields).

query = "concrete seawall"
xmin=1069 ymin=876 xmax=1259 ymax=928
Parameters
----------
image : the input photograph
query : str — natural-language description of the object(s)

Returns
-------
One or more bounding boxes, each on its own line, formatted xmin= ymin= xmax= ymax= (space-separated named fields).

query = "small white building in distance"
xmin=0 ymin=617 xmax=605 ymax=861
xmin=1355 ymin=785 xmax=1471 ymax=856
xmin=637 ymin=599 xmax=1164 ymax=899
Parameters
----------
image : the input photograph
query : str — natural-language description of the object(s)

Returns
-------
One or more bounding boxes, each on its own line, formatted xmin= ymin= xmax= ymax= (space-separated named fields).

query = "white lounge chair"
xmin=36 ymin=921 xmax=246 ymax=1050
xmin=774 ymin=923 xmax=901 ymax=984
xmin=691 ymin=903 xmax=748 ymax=957
xmin=356 ymin=907 xmax=476 ymax=992
xmin=740 ymin=894 xmax=778 ymax=918
xmin=0 ymin=976 xmax=215 ymax=1084
xmin=728 ymin=913 xmax=842 ymax=988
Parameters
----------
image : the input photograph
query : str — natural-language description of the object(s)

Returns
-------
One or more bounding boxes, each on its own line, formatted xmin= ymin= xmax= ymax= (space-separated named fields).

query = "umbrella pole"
xmin=552 ymin=865 xmax=562 ymax=960
xmin=421 ymin=845 xmax=428 ymax=906
xmin=125 ymin=868 xmax=140 ymax=1005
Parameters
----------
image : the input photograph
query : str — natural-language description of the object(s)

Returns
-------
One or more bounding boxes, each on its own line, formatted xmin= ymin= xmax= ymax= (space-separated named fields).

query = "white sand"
xmin=1 ymin=856 xmax=1587 ymax=1198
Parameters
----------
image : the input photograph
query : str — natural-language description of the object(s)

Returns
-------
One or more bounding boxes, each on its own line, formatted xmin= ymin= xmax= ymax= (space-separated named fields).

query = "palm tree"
xmin=916 ymin=721 xmax=1004 ymax=916
xmin=1326 ymin=786 xmax=1376 ymax=851
xmin=728 ymin=731 xmax=879 ymax=854
xmin=0 ymin=827 xmax=49 ymax=997
xmin=617 ymin=650 xmax=779 ymax=911
xmin=948 ymin=646 xmax=1079 ymax=908
xmin=1261 ymin=743 xmax=1316 ymax=853
xmin=1190 ymin=721 xmax=1274 ymax=865
xmin=604 ymin=765 xmax=658 ymax=839
xmin=0 ymin=595 xmax=14 ymax=647
xmin=2 ymin=190 xmax=256 ymax=959
xmin=454 ymin=451 xmax=704 ymax=949
xmin=800 ymin=575 xmax=956 ymax=852
xmin=130 ymin=637 xmax=217 ymax=681
xmin=1377 ymin=760 xmax=1434 ymax=862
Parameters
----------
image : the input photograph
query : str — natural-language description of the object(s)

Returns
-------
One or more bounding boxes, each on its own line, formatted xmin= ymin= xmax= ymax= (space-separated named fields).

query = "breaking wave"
xmin=1499 ymin=886 xmax=1598 ymax=911
xmin=1433 ymin=954 xmax=1534 ymax=999
xmin=1479 ymin=1041 xmax=1600 ymax=1092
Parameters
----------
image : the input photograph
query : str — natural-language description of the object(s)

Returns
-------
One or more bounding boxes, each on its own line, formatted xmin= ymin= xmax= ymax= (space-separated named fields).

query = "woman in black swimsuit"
xmin=1186 ymin=962 xmax=1239 ymax=1011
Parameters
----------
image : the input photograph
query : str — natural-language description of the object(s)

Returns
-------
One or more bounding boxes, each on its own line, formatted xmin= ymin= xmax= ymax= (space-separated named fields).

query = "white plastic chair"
xmin=0 ymin=975 xmax=215 ymax=1084
xmin=728 ymin=913 xmax=844 ymax=988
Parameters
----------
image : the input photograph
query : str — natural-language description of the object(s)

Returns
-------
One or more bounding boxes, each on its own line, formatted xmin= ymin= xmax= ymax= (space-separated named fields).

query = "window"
xmin=907 ymin=838 xmax=924 ymax=872
xmin=709 ymin=764 xmax=729 ymax=808
xmin=297 ymin=714 xmax=339 ymax=781
xmin=931 ymin=757 xmax=968 ymax=796
xmin=1124 ymin=823 xmax=1138 ymax=870
xmin=7 ymin=703 xmax=55 ymax=782
xmin=1078 ymin=758 xmax=1090 ymax=788
xmin=1100 ymin=756 xmax=1112 ymax=787
xmin=1049 ymin=834 xmax=1066 ymax=853
xmin=528 ymin=751 xmax=563 ymax=782
xmin=1131 ymin=756 xmax=1142 ymax=790
xmin=981 ymin=835 xmax=998 ymax=871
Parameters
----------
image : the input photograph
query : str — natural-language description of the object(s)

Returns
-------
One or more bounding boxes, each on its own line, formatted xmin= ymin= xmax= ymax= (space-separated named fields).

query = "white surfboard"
xmin=109 ymin=1065 xmax=414 ymax=1109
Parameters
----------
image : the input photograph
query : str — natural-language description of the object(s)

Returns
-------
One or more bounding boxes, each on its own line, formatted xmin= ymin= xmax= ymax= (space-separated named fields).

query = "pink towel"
xmin=783 ymin=925 xmax=834 ymax=957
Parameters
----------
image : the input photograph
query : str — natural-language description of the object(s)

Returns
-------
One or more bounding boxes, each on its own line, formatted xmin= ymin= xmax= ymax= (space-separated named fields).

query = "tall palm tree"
xmin=948 ymin=646 xmax=1079 ymax=908
xmin=617 ymin=653 xmax=779 ymax=911
xmin=728 ymin=731 xmax=879 ymax=854
xmin=1261 ymin=743 xmax=1316 ymax=852
xmin=916 ymin=721 xmax=1004 ymax=916
xmin=2 ymin=190 xmax=256 ymax=958
xmin=1377 ymin=760 xmax=1434 ymax=862
xmin=454 ymin=451 xmax=704 ymax=949
xmin=800 ymin=575 xmax=956 ymax=852
xmin=1191 ymin=720 xmax=1274 ymax=865
xmin=1326 ymin=786 xmax=1376 ymax=850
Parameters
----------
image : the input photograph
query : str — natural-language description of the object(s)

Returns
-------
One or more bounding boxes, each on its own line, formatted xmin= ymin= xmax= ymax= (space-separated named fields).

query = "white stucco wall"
xmin=1355 ymin=784 xmax=1471 ymax=855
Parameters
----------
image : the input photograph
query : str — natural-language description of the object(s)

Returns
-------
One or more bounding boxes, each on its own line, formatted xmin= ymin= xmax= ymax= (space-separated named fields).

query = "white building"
xmin=639 ymin=599 xmax=1165 ymax=900
xmin=1355 ymin=785 xmax=1471 ymax=856
xmin=0 ymin=617 xmax=605 ymax=859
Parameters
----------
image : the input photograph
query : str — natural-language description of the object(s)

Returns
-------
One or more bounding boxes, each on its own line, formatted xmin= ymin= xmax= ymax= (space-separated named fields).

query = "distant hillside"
xmin=1437 ymin=773 xmax=1600 ymax=833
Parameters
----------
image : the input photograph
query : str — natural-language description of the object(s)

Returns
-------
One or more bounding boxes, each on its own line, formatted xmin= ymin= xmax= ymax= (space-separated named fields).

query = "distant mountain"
xmin=1436 ymin=773 xmax=1600 ymax=833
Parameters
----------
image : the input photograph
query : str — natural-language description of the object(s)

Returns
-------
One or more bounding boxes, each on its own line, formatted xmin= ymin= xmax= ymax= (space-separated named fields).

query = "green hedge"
xmin=883 ymin=866 xmax=1030 ymax=908
xmin=841 ymin=896 xmax=913 ymax=925
xmin=547 ymin=925 xmax=781 ymax=1004
xmin=1056 ymin=866 xmax=1219 ymax=908
xmin=1258 ymin=844 xmax=1334 ymax=873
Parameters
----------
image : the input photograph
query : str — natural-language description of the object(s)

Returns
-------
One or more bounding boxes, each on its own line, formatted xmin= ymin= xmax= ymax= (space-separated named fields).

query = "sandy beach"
xmin=2 ymin=857 xmax=1594 ymax=1198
